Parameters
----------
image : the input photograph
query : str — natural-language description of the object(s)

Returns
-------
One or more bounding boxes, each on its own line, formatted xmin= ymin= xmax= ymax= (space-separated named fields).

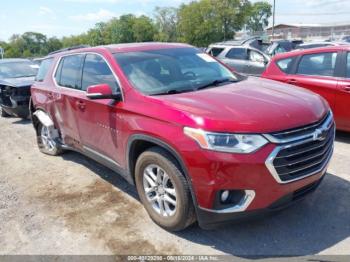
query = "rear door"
xmin=220 ymin=47 xmax=249 ymax=74
xmin=54 ymin=54 xmax=85 ymax=147
xmin=75 ymin=53 xmax=123 ymax=164
xmin=335 ymin=51 xmax=350 ymax=130
xmin=285 ymin=51 xmax=339 ymax=111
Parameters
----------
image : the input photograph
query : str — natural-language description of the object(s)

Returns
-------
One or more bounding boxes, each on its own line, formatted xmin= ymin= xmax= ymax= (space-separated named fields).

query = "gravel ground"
xmin=0 ymin=116 xmax=349 ymax=257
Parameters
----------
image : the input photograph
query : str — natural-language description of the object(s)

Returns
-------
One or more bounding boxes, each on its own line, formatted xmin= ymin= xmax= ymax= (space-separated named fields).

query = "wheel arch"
xmin=126 ymin=134 xmax=199 ymax=210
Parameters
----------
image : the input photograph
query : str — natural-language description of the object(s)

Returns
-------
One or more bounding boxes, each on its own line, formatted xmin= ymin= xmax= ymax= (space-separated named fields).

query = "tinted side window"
xmin=347 ymin=53 xmax=350 ymax=78
xmin=226 ymin=48 xmax=248 ymax=60
xmin=209 ymin=48 xmax=225 ymax=57
xmin=276 ymin=58 xmax=294 ymax=73
xmin=297 ymin=52 xmax=337 ymax=77
xmin=82 ymin=54 xmax=119 ymax=92
xmin=57 ymin=55 xmax=84 ymax=90
xmin=35 ymin=58 xmax=53 ymax=82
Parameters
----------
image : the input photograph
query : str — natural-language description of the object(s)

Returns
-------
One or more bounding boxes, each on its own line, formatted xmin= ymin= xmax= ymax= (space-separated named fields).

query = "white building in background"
xmin=265 ymin=22 xmax=350 ymax=41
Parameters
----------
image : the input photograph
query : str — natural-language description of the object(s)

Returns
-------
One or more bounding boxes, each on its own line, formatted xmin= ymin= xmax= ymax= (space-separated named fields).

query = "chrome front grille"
xmin=265 ymin=112 xmax=334 ymax=184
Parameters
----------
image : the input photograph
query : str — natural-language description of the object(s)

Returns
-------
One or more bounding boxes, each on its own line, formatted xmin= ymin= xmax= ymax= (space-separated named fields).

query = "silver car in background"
xmin=206 ymin=43 xmax=270 ymax=76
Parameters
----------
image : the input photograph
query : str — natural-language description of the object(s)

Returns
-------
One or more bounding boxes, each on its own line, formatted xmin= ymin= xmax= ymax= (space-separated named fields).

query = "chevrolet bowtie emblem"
xmin=313 ymin=127 xmax=328 ymax=141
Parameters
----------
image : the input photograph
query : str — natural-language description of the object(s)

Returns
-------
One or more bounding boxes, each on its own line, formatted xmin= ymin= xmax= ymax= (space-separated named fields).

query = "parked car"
xmin=341 ymin=36 xmax=350 ymax=43
xmin=31 ymin=43 xmax=334 ymax=231
xmin=295 ymin=41 xmax=347 ymax=50
xmin=265 ymin=40 xmax=303 ymax=56
xmin=262 ymin=45 xmax=350 ymax=131
xmin=0 ymin=58 xmax=38 ymax=118
xmin=206 ymin=43 xmax=270 ymax=76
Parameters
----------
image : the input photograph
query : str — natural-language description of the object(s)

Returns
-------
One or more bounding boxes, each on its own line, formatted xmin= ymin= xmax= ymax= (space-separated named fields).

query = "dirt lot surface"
xmin=0 ymin=116 xmax=349 ymax=257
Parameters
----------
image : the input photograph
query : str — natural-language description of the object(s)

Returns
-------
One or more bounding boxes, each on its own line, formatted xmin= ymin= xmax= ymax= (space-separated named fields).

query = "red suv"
xmin=31 ymin=43 xmax=334 ymax=231
xmin=262 ymin=46 xmax=350 ymax=132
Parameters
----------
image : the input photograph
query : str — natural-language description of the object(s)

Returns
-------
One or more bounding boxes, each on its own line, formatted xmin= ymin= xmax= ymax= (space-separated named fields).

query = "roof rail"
xmin=48 ymin=45 xmax=91 ymax=55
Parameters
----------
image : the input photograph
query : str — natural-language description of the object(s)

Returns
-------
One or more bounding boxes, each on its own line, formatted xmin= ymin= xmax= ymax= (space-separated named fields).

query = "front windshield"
xmin=0 ymin=61 xmax=38 ymax=79
xmin=114 ymin=48 xmax=239 ymax=95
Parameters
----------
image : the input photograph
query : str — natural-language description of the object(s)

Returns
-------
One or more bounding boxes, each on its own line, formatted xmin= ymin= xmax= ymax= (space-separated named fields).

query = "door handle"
xmin=76 ymin=100 xmax=86 ymax=110
xmin=47 ymin=92 xmax=54 ymax=100
xmin=287 ymin=79 xmax=298 ymax=84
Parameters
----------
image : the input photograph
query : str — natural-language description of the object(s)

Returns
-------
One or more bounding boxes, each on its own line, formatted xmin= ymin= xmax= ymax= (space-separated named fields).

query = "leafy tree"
xmin=133 ymin=15 xmax=157 ymax=42
xmin=110 ymin=14 xmax=136 ymax=43
xmin=154 ymin=7 xmax=178 ymax=42
xmin=246 ymin=1 xmax=272 ymax=32
xmin=177 ymin=0 xmax=251 ymax=47
xmin=61 ymin=33 xmax=89 ymax=48
xmin=46 ymin=37 xmax=63 ymax=53
xmin=21 ymin=32 xmax=47 ymax=55
xmin=87 ymin=22 xmax=109 ymax=46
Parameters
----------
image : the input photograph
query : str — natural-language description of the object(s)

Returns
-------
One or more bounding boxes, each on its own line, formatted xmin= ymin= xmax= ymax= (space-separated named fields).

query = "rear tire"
xmin=0 ymin=106 xmax=10 ymax=117
xmin=36 ymin=122 xmax=63 ymax=156
xmin=135 ymin=147 xmax=196 ymax=231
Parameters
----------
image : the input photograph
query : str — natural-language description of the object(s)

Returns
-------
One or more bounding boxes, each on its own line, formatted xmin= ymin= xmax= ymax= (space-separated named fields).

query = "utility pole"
xmin=272 ymin=0 xmax=276 ymax=40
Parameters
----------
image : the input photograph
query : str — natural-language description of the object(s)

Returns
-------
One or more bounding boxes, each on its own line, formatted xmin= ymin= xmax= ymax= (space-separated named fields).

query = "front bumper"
xmin=0 ymin=95 xmax=30 ymax=118
xmin=197 ymin=173 xmax=325 ymax=229
xmin=178 ymin=114 xmax=334 ymax=228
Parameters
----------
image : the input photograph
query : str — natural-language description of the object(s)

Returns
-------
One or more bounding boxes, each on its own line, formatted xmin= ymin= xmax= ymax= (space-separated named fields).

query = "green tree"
xmin=132 ymin=15 xmax=156 ymax=42
xmin=21 ymin=32 xmax=47 ymax=55
xmin=87 ymin=22 xmax=109 ymax=46
xmin=46 ymin=37 xmax=63 ymax=53
xmin=177 ymin=0 xmax=251 ymax=47
xmin=154 ymin=7 xmax=178 ymax=42
xmin=109 ymin=14 xmax=136 ymax=43
xmin=246 ymin=1 xmax=272 ymax=32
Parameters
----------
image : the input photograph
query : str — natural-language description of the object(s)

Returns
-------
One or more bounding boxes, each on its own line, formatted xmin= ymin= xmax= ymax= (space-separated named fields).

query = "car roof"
xmin=298 ymin=42 xmax=345 ymax=46
xmin=49 ymin=42 xmax=194 ymax=57
xmin=0 ymin=58 xmax=32 ymax=64
xmin=272 ymin=45 xmax=350 ymax=60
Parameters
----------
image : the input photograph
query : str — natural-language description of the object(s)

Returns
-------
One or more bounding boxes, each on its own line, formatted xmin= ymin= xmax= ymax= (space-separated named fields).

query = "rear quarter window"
xmin=276 ymin=57 xmax=294 ymax=73
xmin=35 ymin=58 xmax=53 ymax=82
xmin=209 ymin=47 xmax=225 ymax=57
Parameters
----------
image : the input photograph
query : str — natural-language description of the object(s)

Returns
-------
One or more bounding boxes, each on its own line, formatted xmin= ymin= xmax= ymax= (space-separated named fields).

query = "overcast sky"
xmin=1 ymin=0 xmax=350 ymax=41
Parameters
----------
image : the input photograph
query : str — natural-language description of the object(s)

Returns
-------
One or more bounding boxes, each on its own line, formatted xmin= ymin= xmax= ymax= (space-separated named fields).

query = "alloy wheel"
xmin=143 ymin=164 xmax=177 ymax=217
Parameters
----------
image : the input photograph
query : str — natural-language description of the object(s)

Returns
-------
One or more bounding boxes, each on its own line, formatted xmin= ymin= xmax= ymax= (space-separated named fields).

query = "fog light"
xmin=220 ymin=190 xmax=230 ymax=203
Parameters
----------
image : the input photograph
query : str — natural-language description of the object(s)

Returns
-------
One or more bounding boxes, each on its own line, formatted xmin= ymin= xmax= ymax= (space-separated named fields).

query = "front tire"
xmin=135 ymin=147 xmax=196 ymax=231
xmin=36 ymin=122 xmax=63 ymax=156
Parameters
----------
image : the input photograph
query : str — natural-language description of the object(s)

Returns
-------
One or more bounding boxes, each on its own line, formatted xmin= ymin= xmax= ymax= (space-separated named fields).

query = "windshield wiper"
xmin=196 ymin=78 xmax=236 ymax=90
xmin=151 ymin=89 xmax=194 ymax=96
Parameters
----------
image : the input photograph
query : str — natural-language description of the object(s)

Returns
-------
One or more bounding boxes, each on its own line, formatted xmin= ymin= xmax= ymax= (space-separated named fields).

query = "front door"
xmin=75 ymin=53 xmax=123 ymax=164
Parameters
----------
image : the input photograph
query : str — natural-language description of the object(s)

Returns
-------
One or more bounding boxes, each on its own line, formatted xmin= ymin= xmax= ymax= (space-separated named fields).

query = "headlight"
xmin=184 ymin=127 xmax=268 ymax=153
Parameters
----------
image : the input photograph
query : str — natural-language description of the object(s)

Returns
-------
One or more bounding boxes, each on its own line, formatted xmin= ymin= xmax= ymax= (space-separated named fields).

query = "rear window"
xmin=208 ymin=47 xmax=224 ymax=57
xmin=35 ymin=58 xmax=53 ymax=82
xmin=226 ymin=48 xmax=248 ymax=60
xmin=297 ymin=52 xmax=337 ymax=77
xmin=276 ymin=58 xmax=294 ymax=73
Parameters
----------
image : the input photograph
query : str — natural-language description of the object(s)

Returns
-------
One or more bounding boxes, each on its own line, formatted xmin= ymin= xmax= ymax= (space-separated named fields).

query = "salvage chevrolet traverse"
xmin=31 ymin=43 xmax=334 ymax=231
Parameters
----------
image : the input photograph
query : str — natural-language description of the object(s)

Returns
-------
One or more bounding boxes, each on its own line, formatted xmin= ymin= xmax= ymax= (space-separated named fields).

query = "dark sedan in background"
xmin=0 ymin=59 xmax=38 ymax=119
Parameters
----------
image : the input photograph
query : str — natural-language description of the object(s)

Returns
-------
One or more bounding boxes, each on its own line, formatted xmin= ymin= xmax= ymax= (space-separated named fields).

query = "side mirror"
xmin=86 ymin=84 xmax=121 ymax=100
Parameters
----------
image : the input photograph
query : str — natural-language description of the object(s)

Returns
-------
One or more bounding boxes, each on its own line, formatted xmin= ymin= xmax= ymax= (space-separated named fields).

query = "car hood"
xmin=0 ymin=76 xmax=35 ymax=87
xmin=156 ymin=77 xmax=329 ymax=133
